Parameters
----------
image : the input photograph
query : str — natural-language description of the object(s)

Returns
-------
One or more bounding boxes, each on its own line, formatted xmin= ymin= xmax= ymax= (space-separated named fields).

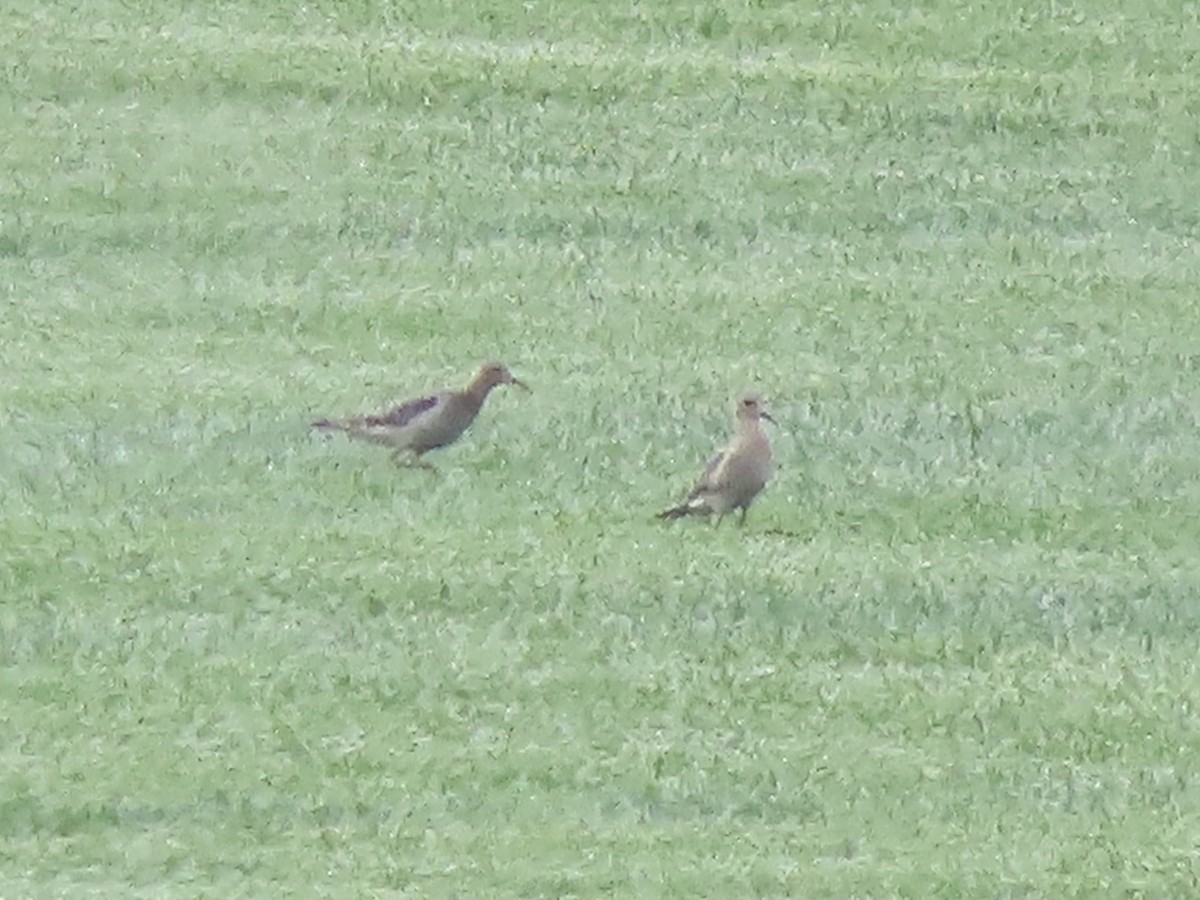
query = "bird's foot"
xmin=392 ymin=451 xmax=439 ymax=475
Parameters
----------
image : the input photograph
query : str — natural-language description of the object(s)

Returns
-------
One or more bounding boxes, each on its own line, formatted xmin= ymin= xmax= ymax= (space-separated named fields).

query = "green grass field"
xmin=4 ymin=0 xmax=1200 ymax=895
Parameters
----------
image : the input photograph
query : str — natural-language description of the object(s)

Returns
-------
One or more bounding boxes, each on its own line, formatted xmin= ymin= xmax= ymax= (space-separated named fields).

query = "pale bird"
xmin=312 ymin=362 xmax=529 ymax=471
xmin=658 ymin=392 xmax=776 ymax=525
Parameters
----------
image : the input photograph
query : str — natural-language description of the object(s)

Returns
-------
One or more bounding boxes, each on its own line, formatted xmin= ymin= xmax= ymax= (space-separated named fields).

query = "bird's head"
xmin=475 ymin=362 xmax=530 ymax=393
xmin=736 ymin=391 xmax=776 ymax=424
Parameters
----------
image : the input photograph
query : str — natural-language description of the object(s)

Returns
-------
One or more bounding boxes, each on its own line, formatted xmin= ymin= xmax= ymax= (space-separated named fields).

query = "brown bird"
xmin=312 ymin=362 xmax=529 ymax=471
xmin=658 ymin=392 xmax=776 ymax=525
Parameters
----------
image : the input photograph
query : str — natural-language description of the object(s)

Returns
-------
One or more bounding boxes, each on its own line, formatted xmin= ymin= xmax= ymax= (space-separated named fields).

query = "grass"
xmin=4 ymin=0 xmax=1200 ymax=895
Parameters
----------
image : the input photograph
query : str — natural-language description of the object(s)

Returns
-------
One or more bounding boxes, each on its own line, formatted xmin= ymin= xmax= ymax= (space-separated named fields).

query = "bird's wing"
xmin=687 ymin=450 xmax=727 ymax=498
xmin=364 ymin=394 xmax=440 ymax=428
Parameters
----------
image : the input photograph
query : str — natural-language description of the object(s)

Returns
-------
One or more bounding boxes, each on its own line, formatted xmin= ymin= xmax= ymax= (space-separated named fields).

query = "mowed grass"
xmin=4 ymin=0 xmax=1200 ymax=895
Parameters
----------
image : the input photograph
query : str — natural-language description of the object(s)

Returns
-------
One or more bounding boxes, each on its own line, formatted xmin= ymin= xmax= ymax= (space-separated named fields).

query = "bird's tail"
xmin=657 ymin=500 xmax=707 ymax=520
xmin=310 ymin=418 xmax=345 ymax=432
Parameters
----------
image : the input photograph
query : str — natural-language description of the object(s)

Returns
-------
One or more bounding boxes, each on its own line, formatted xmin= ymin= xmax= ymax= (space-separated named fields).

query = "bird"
xmin=311 ymin=362 xmax=529 ymax=471
xmin=658 ymin=391 xmax=776 ymax=526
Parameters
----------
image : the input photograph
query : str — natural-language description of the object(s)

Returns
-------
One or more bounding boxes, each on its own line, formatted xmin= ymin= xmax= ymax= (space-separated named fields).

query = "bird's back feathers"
xmin=364 ymin=394 xmax=440 ymax=429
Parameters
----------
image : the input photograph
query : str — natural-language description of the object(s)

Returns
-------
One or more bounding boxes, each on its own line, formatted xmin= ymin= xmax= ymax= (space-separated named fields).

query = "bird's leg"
xmin=391 ymin=449 xmax=439 ymax=474
xmin=738 ymin=508 xmax=748 ymax=527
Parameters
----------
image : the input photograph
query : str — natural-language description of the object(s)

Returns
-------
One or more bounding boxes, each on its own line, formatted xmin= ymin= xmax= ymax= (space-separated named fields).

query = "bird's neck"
xmin=461 ymin=379 xmax=497 ymax=408
xmin=737 ymin=417 xmax=764 ymax=438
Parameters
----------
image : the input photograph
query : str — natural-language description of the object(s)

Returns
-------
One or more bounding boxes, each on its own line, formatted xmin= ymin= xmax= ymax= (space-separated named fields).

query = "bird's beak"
xmin=510 ymin=376 xmax=531 ymax=392
xmin=761 ymin=410 xmax=777 ymax=425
